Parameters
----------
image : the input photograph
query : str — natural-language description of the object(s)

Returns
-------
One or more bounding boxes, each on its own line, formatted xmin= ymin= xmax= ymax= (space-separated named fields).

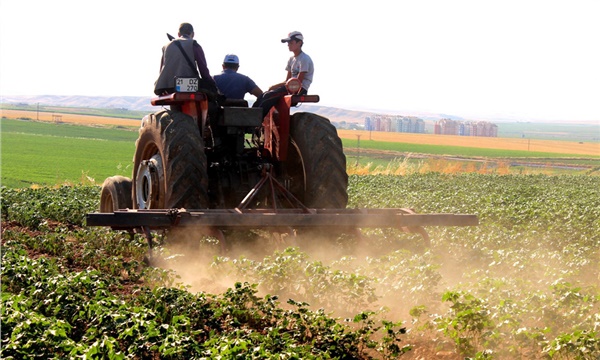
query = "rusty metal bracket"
xmin=396 ymin=208 xmax=430 ymax=246
xmin=235 ymin=164 xmax=311 ymax=213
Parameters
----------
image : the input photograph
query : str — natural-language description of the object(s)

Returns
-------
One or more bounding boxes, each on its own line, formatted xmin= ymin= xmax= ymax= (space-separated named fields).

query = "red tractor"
xmin=89 ymin=81 xmax=477 ymax=251
xmin=100 ymin=79 xmax=346 ymax=213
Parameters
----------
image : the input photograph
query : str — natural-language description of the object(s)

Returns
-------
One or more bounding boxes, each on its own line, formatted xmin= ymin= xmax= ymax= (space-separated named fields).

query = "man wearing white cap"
xmin=279 ymin=31 xmax=313 ymax=93
xmin=214 ymin=54 xmax=263 ymax=100
xmin=253 ymin=31 xmax=314 ymax=117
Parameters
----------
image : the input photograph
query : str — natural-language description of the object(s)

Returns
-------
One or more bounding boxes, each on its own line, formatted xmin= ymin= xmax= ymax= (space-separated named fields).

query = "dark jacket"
xmin=154 ymin=37 xmax=216 ymax=95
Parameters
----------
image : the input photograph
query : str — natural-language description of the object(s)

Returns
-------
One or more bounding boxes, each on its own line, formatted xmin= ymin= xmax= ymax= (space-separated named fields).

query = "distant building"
xmin=434 ymin=118 xmax=459 ymax=135
xmin=365 ymin=116 xmax=373 ymax=131
xmin=435 ymin=118 xmax=497 ymax=137
xmin=364 ymin=114 xmax=425 ymax=134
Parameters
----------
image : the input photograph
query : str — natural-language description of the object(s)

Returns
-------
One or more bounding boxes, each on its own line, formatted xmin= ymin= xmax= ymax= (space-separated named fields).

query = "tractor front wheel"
xmin=99 ymin=176 xmax=133 ymax=212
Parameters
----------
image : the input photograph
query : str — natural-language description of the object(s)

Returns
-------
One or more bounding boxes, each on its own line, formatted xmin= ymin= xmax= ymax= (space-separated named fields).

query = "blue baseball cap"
xmin=223 ymin=54 xmax=239 ymax=64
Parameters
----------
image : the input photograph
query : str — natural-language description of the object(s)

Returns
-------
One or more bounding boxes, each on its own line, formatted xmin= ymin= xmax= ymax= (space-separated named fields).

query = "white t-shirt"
xmin=286 ymin=51 xmax=314 ymax=90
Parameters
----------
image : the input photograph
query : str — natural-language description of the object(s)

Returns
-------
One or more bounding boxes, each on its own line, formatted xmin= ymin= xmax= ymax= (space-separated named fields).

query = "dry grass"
xmin=347 ymin=156 xmax=548 ymax=176
xmin=338 ymin=129 xmax=600 ymax=156
xmin=1 ymin=109 xmax=140 ymax=127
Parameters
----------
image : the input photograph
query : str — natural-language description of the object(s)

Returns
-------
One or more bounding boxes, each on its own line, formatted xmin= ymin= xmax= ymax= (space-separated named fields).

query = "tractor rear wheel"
xmin=132 ymin=110 xmax=209 ymax=209
xmin=100 ymin=176 xmax=133 ymax=212
xmin=284 ymin=112 xmax=348 ymax=208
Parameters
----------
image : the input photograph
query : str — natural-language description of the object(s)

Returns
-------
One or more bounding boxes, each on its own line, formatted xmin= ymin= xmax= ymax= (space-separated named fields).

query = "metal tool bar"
xmin=86 ymin=208 xmax=478 ymax=229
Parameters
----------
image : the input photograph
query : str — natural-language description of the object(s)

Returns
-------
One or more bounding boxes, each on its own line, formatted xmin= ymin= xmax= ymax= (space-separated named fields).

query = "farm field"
xmin=2 ymin=114 xmax=599 ymax=188
xmin=4 ymin=108 xmax=599 ymax=155
xmin=497 ymin=121 xmax=600 ymax=142
xmin=1 ymin=108 xmax=599 ymax=358
xmin=2 ymin=174 xmax=599 ymax=358
xmin=1 ymin=119 xmax=137 ymax=188
xmin=338 ymin=129 xmax=600 ymax=156
xmin=1 ymin=109 xmax=141 ymax=128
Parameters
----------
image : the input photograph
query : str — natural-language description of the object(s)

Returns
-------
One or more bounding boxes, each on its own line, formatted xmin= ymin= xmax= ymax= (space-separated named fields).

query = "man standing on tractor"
xmin=214 ymin=54 xmax=263 ymax=101
xmin=154 ymin=22 xmax=218 ymax=96
xmin=253 ymin=31 xmax=314 ymax=117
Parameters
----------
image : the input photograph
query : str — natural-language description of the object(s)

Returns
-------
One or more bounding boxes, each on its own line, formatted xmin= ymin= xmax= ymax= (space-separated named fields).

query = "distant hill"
xmin=1 ymin=95 xmax=155 ymax=113
xmin=3 ymin=94 xmax=595 ymax=125
xmin=1 ymin=95 xmax=452 ymax=125
xmin=3 ymin=95 xmax=597 ymax=141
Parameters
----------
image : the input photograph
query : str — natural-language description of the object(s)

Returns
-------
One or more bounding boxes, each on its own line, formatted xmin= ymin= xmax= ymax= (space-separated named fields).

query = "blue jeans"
xmin=253 ymin=86 xmax=307 ymax=118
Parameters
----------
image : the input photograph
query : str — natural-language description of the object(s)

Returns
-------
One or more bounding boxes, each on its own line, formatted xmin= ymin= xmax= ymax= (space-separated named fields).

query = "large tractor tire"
xmin=132 ymin=110 xmax=209 ymax=210
xmin=99 ymin=176 xmax=133 ymax=212
xmin=284 ymin=112 xmax=348 ymax=208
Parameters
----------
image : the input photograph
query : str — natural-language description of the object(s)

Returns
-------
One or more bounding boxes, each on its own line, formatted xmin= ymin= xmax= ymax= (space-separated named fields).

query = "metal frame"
xmin=91 ymin=92 xmax=478 ymax=256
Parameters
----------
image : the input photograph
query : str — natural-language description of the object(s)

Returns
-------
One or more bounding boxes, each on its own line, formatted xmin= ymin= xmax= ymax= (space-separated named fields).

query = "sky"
xmin=1 ymin=0 xmax=599 ymax=123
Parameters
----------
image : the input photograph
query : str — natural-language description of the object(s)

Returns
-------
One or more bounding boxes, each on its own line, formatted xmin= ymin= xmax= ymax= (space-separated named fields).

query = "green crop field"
xmin=2 ymin=114 xmax=599 ymax=358
xmin=2 ymin=174 xmax=599 ymax=358
xmin=497 ymin=121 xmax=600 ymax=142
xmin=2 ymin=118 xmax=599 ymax=188
xmin=1 ymin=119 xmax=137 ymax=188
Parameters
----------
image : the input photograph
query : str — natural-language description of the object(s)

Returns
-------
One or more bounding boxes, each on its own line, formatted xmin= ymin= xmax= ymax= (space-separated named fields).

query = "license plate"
xmin=175 ymin=78 xmax=199 ymax=92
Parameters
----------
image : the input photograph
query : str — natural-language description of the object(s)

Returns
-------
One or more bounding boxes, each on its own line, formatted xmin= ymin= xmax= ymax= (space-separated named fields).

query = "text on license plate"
xmin=175 ymin=78 xmax=199 ymax=92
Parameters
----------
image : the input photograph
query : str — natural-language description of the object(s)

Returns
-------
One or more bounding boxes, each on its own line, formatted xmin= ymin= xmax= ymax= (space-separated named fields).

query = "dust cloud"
xmin=148 ymin=223 xmax=599 ymax=356
xmin=152 ymin=226 xmax=447 ymax=320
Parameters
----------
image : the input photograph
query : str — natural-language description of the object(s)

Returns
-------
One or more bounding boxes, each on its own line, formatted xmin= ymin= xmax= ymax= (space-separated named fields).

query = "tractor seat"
xmin=221 ymin=98 xmax=248 ymax=107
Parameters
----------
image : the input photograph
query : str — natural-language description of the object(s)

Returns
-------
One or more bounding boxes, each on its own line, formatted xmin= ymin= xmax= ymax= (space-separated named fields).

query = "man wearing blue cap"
xmin=214 ymin=54 xmax=263 ymax=100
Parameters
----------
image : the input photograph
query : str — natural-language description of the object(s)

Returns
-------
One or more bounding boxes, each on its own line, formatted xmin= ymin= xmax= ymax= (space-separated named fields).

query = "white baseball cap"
xmin=281 ymin=31 xmax=304 ymax=43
